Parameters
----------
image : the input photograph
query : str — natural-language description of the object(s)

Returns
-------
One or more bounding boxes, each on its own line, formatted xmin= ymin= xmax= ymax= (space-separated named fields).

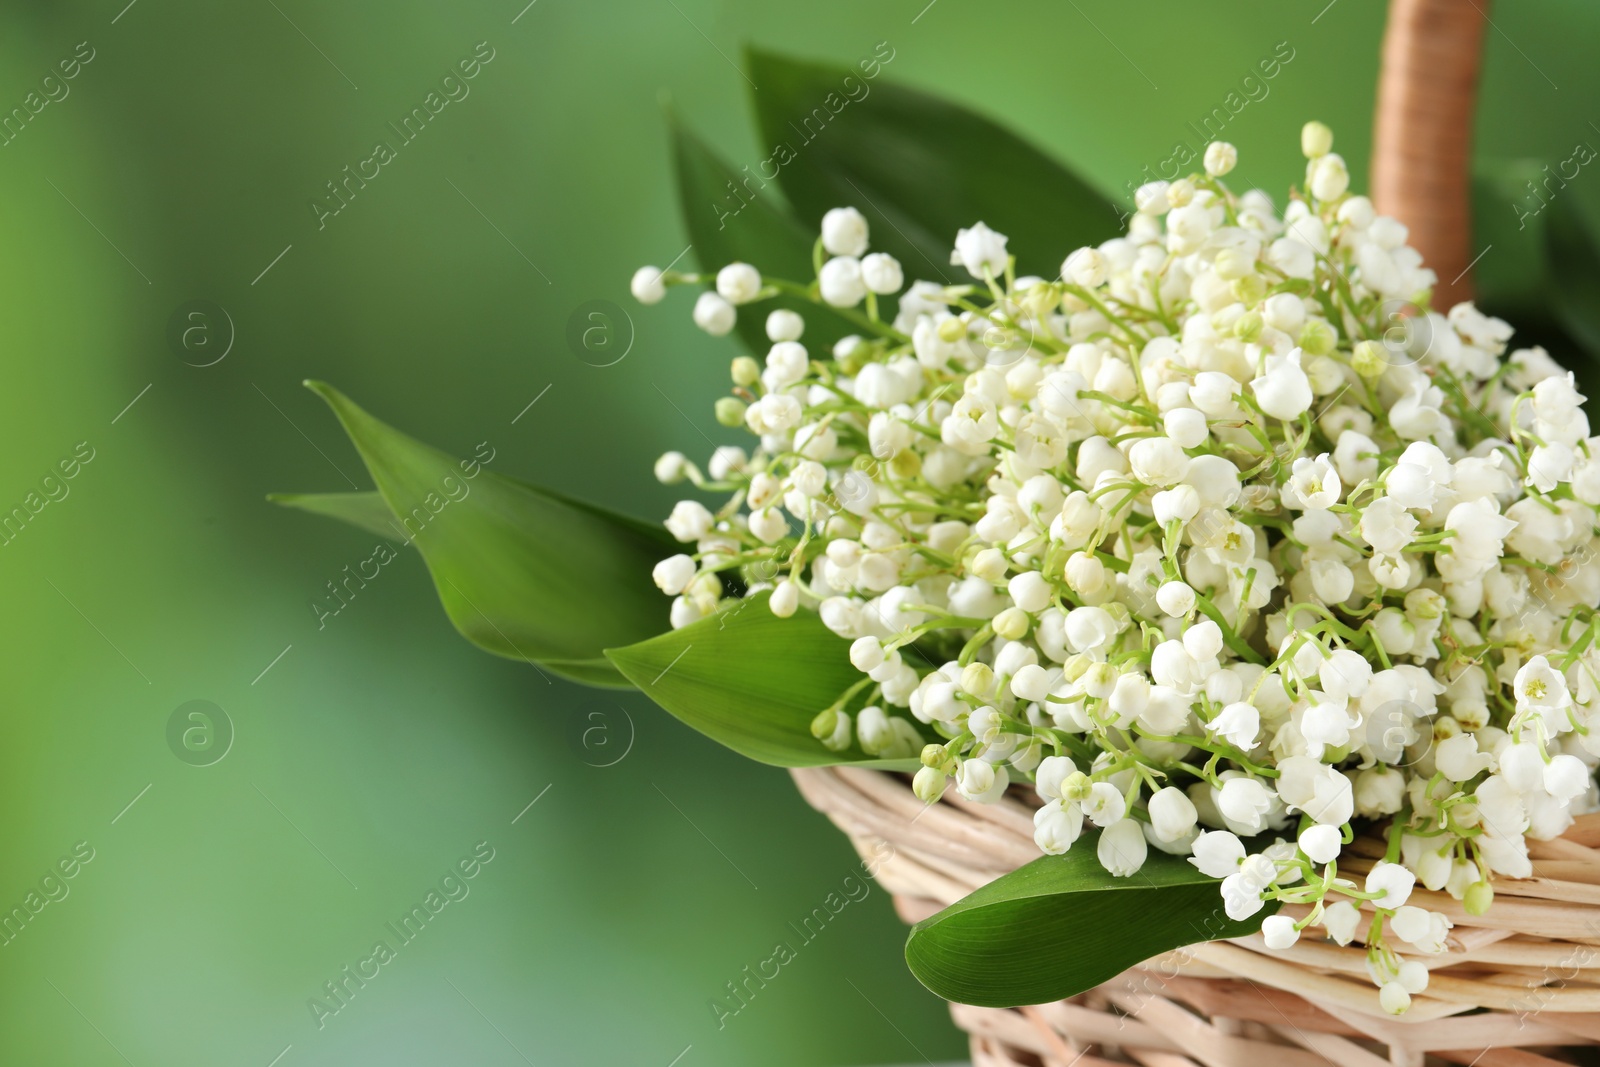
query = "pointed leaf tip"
xmin=283 ymin=385 xmax=673 ymax=674
xmin=606 ymin=591 xmax=928 ymax=768
xmin=904 ymin=842 xmax=1275 ymax=1007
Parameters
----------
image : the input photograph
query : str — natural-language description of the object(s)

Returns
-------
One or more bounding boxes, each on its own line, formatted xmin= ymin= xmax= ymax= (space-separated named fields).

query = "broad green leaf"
xmin=1545 ymin=194 xmax=1600 ymax=361
xmin=1471 ymin=161 xmax=1552 ymax=321
xmin=672 ymin=119 xmax=853 ymax=354
xmin=300 ymin=381 xmax=674 ymax=682
xmin=905 ymin=839 xmax=1273 ymax=1007
xmin=536 ymin=656 xmax=638 ymax=689
xmin=1466 ymin=163 xmax=1597 ymax=394
xmin=605 ymin=591 xmax=924 ymax=768
xmin=269 ymin=490 xmax=404 ymax=540
xmin=746 ymin=48 xmax=1122 ymax=281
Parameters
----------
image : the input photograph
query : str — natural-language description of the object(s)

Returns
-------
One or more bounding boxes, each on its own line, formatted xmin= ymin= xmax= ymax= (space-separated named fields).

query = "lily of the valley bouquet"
xmin=277 ymin=52 xmax=1600 ymax=1018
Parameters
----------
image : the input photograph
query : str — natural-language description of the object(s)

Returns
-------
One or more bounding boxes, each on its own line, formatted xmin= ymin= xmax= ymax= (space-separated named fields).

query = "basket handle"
xmin=1370 ymin=0 xmax=1489 ymax=309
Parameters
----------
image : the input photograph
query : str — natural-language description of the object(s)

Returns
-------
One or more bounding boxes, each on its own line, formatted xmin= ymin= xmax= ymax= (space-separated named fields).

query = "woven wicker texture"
xmin=791 ymin=5 xmax=1564 ymax=1063
xmin=1371 ymin=0 xmax=1488 ymax=308
xmin=794 ymin=765 xmax=1600 ymax=1066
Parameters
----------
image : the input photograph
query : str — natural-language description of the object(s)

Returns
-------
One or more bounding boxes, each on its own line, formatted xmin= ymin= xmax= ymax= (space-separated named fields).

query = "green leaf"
xmin=537 ymin=656 xmax=639 ymax=690
xmin=745 ymin=48 xmax=1122 ymax=281
xmin=1471 ymin=161 xmax=1552 ymax=321
xmin=269 ymin=490 xmax=405 ymax=540
xmin=605 ymin=591 xmax=924 ymax=768
xmin=905 ymin=839 xmax=1273 ymax=1007
xmin=1545 ymin=193 xmax=1600 ymax=361
xmin=672 ymin=119 xmax=853 ymax=354
xmin=299 ymin=381 xmax=674 ymax=681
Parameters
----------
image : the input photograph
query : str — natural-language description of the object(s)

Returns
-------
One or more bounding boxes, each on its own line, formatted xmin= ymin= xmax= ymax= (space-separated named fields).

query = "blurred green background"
xmin=1 ymin=1 xmax=1596 ymax=1063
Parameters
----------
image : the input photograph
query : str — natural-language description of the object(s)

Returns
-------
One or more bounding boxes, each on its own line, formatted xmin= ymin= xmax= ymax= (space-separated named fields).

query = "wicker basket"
xmin=794 ymin=766 xmax=1600 ymax=1067
xmin=790 ymin=4 xmax=1600 ymax=1063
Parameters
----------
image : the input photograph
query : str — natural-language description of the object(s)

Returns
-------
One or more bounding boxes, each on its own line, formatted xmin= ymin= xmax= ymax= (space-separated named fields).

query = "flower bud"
xmin=856 ymin=706 xmax=894 ymax=754
xmin=654 ymin=451 xmax=688 ymax=485
xmin=1306 ymin=355 xmax=1344 ymax=394
xmin=850 ymin=636 xmax=886 ymax=672
xmin=714 ymin=397 xmax=746 ymax=427
xmin=952 ymin=222 xmax=1010 ymax=278
xmin=1298 ymin=824 xmax=1342 ymax=864
xmin=810 ymin=708 xmax=853 ymax=751
xmin=961 ymin=662 xmax=996 ymax=700
xmin=955 ymin=758 xmax=997 ymax=799
xmin=1060 ymin=770 xmax=1092 ymax=803
xmin=1261 ymin=914 xmax=1300 ymax=950
xmin=819 ymin=256 xmax=866 ymax=308
xmin=1214 ymin=247 xmax=1253 ymax=280
xmin=1352 ymin=339 xmax=1388 ymax=379
xmin=1204 ymin=141 xmax=1238 ymax=177
xmin=1464 ymin=880 xmax=1494 ymax=915
xmin=992 ymin=606 xmax=1029 ymax=641
xmin=669 ymin=596 xmax=702 ymax=629
xmin=652 ymin=554 xmax=697 ymax=595
xmin=1097 ymin=818 xmax=1148 ymax=877
xmin=921 ymin=743 xmax=951 ymax=770
xmin=861 ymin=253 xmax=903 ymax=294
xmin=1156 ymin=580 xmax=1196 ymax=617
xmin=716 ymin=262 xmax=763 ymax=305
xmin=1232 ymin=310 xmax=1264 ymax=343
xmin=912 ymin=765 xmax=947 ymax=804
xmin=1299 ymin=319 xmax=1336 ymax=356
xmin=1379 ymin=981 xmax=1410 ymax=1016
xmin=1062 ymin=247 xmax=1106 ymax=288
xmin=665 ymin=500 xmax=714 ymax=542
xmin=821 ymin=206 xmax=869 ymax=257
xmin=1082 ymin=661 xmax=1118 ymax=699
xmin=1064 ymin=552 xmax=1107 ymax=597
xmin=1148 ymin=786 xmax=1198 ymax=841
xmin=693 ymin=291 xmax=736 ymax=336
xmin=1231 ymin=274 xmax=1267 ymax=305
xmin=1008 ymin=571 xmax=1053 ymax=613
xmin=889 ymin=450 xmax=922 ymax=480
xmin=1308 ymin=153 xmax=1350 ymax=202
xmin=731 ymin=355 xmax=761 ymax=386
xmin=1153 ymin=484 xmax=1201 ymax=526
xmin=769 ymin=580 xmax=799 ymax=618
xmin=1301 ymin=120 xmax=1334 ymax=159
xmin=1050 ymin=653 xmax=1083 ymax=689
xmin=631 ymin=265 xmax=666 ymax=304
xmin=1319 ymin=900 xmax=1359 ymax=944
xmin=1135 ymin=181 xmax=1171 ymax=216
xmin=971 ymin=547 xmax=1009 ymax=583
xmin=765 ymin=309 xmax=804 ymax=342
xmin=1372 ymin=607 xmax=1415 ymax=656
xmin=1164 ymin=407 xmax=1209 ymax=448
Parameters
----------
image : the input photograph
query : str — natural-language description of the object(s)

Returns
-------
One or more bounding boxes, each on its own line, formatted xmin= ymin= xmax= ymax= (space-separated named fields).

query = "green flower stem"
xmin=957 ymin=624 xmax=994 ymax=666
xmin=765 ymin=278 xmax=910 ymax=344
xmin=1136 ymin=730 xmax=1279 ymax=779
xmin=1193 ymin=593 xmax=1266 ymax=666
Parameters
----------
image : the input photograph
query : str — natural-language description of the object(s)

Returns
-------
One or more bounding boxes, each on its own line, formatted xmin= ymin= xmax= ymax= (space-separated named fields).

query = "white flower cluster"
xmin=634 ymin=123 xmax=1600 ymax=1013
